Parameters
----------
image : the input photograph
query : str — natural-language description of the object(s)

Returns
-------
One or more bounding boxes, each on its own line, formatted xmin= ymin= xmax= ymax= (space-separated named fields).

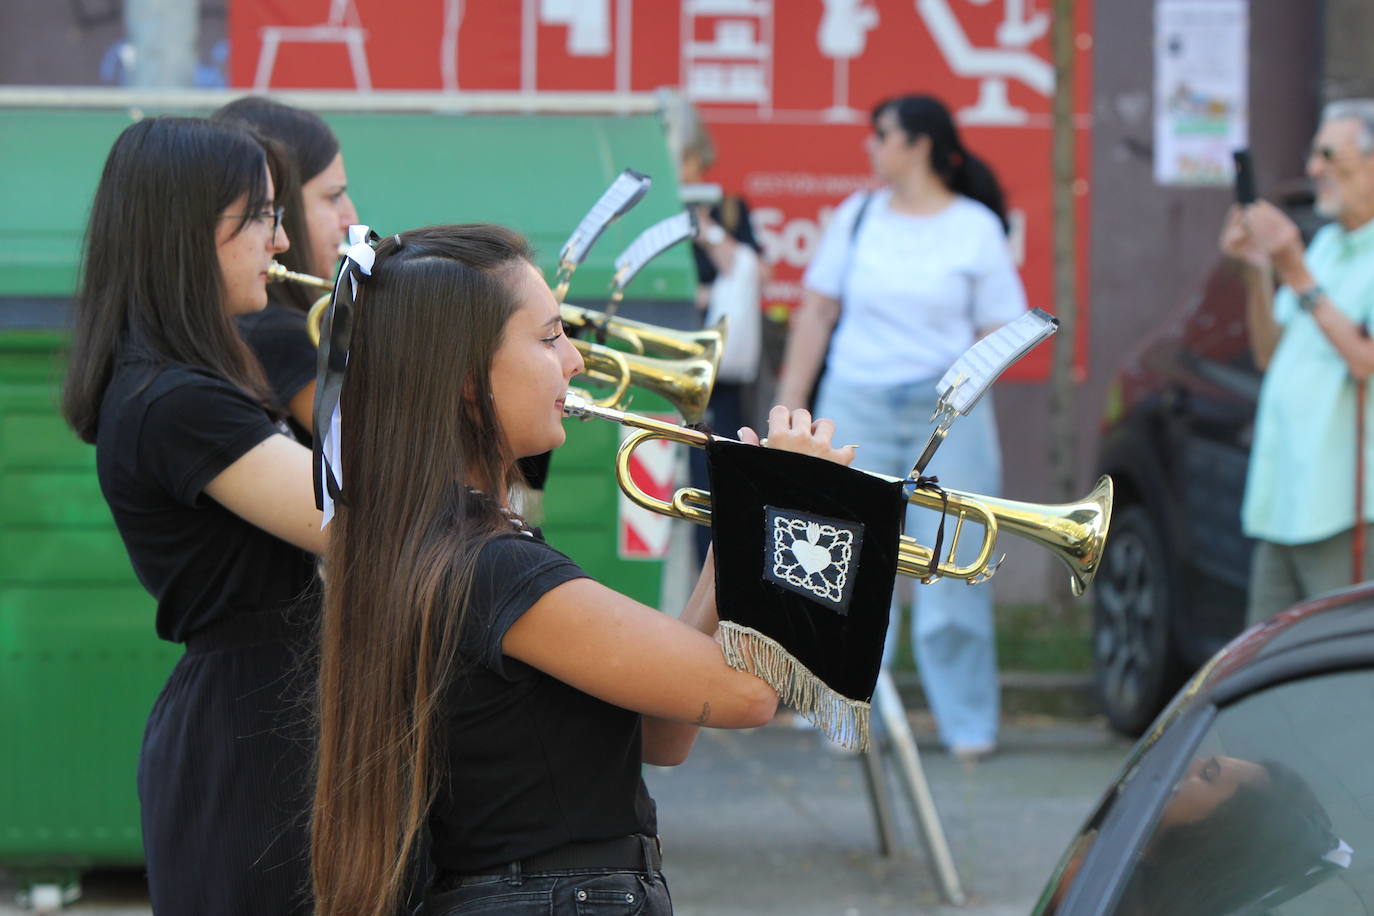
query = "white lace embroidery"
xmin=771 ymin=516 xmax=854 ymax=604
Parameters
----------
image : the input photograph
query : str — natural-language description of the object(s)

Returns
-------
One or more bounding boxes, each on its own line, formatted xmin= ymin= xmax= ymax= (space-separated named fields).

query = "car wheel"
xmin=1092 ymin=505 xmax=1181 ymax=736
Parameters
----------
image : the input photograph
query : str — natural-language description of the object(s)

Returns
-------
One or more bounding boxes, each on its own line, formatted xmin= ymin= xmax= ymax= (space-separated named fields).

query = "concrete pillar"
xmin=124 ymin=0 xmax=199 ymax=88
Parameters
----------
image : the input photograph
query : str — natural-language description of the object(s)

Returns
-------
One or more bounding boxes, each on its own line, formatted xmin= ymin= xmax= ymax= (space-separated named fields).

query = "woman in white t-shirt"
xmin=777 ymin=94 xmax=1027 ymax=760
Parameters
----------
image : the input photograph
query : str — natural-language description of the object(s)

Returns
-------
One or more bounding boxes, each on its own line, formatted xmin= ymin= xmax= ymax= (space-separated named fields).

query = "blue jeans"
xmin=416 ymin=869 xmax=672 ymax=915
xmin=817 ymin=377 xmax=1002 ymax=750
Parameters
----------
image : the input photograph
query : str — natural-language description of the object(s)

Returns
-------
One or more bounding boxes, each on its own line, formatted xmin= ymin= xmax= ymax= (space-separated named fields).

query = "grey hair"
xmin=1322 ymin=99 xmax=1374 ymax=153
xmin=657 ymin=87 xmax=715 ymax=170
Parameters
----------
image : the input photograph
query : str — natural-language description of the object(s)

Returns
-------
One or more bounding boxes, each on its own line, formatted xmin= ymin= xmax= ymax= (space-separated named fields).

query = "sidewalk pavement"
xmin=1 ymin=717 xmax=1130 ymax=915
xmin=645 ymin=719 xmax=1128 ymax=916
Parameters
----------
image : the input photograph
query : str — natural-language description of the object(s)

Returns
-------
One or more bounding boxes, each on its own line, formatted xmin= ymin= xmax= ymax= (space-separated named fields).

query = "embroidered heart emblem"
xmin=791 ymin=522 xmax=833 ymax=576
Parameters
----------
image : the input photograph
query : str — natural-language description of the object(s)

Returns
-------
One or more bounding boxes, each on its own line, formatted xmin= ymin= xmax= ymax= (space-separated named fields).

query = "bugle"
xmin=267 ymin=262 xmax=334 ymax=346
xmin=573 ymin=336 xmax=718 ymax=424
xmin=563 ymin=392 xmax=1113 ymax=596
xmin=277 ymin=264 xmax=720 ymax=422
xmin=561 ymin=303 xmax=725 ymax=361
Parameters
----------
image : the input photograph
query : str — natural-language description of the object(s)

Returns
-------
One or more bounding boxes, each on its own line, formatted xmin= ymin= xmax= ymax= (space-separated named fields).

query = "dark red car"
xmin=1091 ymin=187 xmax=1325 ymax=735
xmin=1039 ymin=583 xmax=1374 ymax=913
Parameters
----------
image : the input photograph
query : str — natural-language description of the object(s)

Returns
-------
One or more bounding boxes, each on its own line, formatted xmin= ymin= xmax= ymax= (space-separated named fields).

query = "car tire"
xmin=1092 ymin=505 xmax=1182 ymax=736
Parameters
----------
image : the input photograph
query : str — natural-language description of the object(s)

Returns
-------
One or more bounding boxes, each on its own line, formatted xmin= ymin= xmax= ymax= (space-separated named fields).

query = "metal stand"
xmin=860 ymin=670 xmax=966 ymax=906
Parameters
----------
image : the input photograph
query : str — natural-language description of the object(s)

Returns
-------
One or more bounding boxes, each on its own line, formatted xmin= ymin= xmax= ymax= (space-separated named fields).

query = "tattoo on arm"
xmin=693 ymin=702 xmax=711 ymax=726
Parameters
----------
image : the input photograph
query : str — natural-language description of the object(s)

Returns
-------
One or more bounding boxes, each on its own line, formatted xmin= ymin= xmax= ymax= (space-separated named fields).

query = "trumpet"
xmin=561 ymin=303 xmax=725 ymax=361
xmin=267 ymin=261 xmax=335 ymax=346
xmin=574 ymin=335 xmax=719 ymax=423
xmin=558 ymin=305 xmax=726 ymax=421
xmin=563 ymin=392 xmax=1114 ymax=595
xmin=276 ymin=263 xmax=721 ymax=422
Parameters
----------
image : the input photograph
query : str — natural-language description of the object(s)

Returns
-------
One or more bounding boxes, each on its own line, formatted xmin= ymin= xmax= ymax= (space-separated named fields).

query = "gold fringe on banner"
xmin=716 ymin=622 xmax=871 ymax=751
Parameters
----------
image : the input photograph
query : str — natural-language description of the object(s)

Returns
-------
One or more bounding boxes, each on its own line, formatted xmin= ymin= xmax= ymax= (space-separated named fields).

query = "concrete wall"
xmin=989 ymin=0 xmax=1323 ymax=606
xmin=1324 ymin=0 xmax=1374 ymax=100
xmin=0 ymin=0 xmax=225 ymax=87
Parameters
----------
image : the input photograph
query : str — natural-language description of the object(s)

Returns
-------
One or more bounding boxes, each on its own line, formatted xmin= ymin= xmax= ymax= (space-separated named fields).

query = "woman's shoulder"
xmin=948 ymin=195 xmax=1006 ymax=235
xmin=476 ymin=531 xmax=581 ymax=577
xmin=105 ymin=352 xmax=263 ymax=426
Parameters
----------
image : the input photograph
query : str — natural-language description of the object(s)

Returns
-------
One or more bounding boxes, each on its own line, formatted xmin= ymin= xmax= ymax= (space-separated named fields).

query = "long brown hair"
xmin=62 ymin=116 xmax=283 ymax=441
xmin=311 ymin=225 xmax=535 ymax=916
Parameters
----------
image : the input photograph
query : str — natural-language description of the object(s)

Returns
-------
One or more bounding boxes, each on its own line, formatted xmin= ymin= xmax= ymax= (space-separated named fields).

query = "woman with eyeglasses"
xmin=213 ymin=96 xmax=361 ymax=441
xmin=776 ymin=94 xmax=1027 ymax=762
xmin=62 ymin=116 xmax=325 ymax=914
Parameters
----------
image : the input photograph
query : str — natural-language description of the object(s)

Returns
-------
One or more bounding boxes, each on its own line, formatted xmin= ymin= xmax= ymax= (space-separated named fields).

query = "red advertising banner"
xmin=229 ymin=0 xmax=1093 ymax=380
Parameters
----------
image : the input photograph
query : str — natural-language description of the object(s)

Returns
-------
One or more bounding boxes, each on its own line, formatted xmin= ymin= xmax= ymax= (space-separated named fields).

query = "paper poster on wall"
xmin=1154 ymin=0 xmax=1248 ymax=186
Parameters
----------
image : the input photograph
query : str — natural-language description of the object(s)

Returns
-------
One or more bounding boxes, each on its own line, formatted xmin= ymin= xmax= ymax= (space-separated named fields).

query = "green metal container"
xmin=0 ymin=92 xmax=692 ymax=881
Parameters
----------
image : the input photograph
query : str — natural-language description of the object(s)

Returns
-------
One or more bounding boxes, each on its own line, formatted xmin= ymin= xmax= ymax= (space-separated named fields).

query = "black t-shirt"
xmin=429 ymin=533 xmax=658 ymax=873
xmin=237 ymin=302 xmax=316 ymax=443
xmin=95 ymin=349 xmax=317 ymax=642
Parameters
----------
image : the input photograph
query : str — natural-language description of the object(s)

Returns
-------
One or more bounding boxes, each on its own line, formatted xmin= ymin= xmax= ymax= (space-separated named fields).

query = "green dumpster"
xmin=0 ymin=91 xmax=693 ymax=885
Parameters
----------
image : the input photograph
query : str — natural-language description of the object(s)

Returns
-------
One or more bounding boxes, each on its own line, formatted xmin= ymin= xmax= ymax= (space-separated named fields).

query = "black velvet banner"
xmin=706 ymin=439 xmax=904 ymax=708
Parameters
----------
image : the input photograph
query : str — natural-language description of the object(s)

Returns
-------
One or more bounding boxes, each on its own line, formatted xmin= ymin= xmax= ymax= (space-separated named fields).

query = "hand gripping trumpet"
xmin=562 ymin=391 xmax=1114 ymax=596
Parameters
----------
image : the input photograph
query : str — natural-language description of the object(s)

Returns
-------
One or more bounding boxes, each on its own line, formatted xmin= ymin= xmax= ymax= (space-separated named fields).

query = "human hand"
xmin=1240 ymin=201 xmax=1306 ymax=281
xmin=736 ymin=406 xmax=856 ymax=467
xmin=1219 ymin=204 xmax=1269 ymax=270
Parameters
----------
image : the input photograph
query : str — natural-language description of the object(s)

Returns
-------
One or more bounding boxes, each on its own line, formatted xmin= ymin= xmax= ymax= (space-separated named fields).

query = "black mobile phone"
xmin=1233 ymin=149 xmax=1257 ymax=205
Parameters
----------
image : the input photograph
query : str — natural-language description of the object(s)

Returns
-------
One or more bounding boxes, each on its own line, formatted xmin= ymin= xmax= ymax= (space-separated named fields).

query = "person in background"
xmin=660 ymin=89 xmax=767 ymax=567
xmin=61 ymin=116 xmax=325 ymax=914
xmin=776 ymin=94 xmax=1027 ymax=761
xmin=214 ymin=96 xmax=360 ymax=440
xmin=1220 ymin=98 xmax=1374 ymax=623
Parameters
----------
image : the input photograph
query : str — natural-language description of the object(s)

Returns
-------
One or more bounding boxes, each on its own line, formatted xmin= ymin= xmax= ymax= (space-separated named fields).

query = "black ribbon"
xmin=311 ymin=229 xmax=379 ymax=513
xmin=905 ymin=475 xmax=950 ymax=577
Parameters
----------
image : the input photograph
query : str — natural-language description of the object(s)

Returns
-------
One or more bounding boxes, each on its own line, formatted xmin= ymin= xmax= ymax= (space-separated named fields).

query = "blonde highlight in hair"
xmin=310 ymin=225 xmax=534 ymax=916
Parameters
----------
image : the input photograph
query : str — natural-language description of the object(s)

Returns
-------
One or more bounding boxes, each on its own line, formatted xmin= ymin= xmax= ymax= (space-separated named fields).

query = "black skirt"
xmin=137 ymin=612 xmax=315 ymax=915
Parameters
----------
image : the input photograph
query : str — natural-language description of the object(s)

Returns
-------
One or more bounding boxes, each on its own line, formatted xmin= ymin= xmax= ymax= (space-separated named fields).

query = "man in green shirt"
xmin=1220 ymin=99 xmax=1374 ymax=623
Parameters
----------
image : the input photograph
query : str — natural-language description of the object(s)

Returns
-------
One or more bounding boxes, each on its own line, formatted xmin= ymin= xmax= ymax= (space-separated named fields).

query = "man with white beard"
xmin=1221 ymin=98 xmax=1374 ymax=622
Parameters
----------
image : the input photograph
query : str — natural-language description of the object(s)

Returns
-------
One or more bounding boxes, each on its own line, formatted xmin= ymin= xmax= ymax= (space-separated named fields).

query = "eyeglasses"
xmin=1309 ymin=145 xmax=1374 ymax=163
xmin=221 ymin=206 xmax=285 ymax=236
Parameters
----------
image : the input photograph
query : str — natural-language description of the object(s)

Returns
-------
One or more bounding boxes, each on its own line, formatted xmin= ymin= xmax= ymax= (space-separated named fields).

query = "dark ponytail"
xmin=872 ymin=94 xmax=1010 ymax=233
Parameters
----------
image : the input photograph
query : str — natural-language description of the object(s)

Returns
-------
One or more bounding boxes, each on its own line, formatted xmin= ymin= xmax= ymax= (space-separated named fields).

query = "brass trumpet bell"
xmin=571 ymin=332 xmax=722 ymax=424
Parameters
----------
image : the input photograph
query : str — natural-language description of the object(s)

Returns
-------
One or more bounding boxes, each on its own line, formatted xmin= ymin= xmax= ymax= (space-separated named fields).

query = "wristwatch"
xmin=1297 ymin=285 xmax=1324 ymax=313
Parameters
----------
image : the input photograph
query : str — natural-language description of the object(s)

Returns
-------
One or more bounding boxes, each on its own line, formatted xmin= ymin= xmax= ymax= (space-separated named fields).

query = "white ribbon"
xmin=319 ymin=224 xmax=374 ymax=528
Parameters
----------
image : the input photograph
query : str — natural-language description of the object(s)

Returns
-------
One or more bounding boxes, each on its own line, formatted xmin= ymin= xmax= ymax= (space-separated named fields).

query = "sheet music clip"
xmin=908 ymin=308 xmax=1059 ymax=478
xmin=552 ymin=169 xmax=653 ymax=302
xmin=602 ymin=209 xmax=697 ymax=323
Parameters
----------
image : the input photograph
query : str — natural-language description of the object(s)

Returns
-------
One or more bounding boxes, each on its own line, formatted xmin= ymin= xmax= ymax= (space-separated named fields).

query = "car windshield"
xmin=1106 ymin=670 xmax=1374 ymax=915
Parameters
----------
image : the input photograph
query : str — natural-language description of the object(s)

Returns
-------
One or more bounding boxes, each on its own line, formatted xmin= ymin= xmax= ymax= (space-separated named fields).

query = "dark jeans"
xmin=416 ymin=869 xmax=672 ymax=915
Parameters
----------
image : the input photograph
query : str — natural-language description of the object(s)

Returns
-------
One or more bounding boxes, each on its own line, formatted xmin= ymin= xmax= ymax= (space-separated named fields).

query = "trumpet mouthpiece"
xmin=562 ymin=391 xmax=594 ymax=417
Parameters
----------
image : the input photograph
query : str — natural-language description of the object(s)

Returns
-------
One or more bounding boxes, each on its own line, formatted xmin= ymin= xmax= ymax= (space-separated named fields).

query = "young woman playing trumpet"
xmin=309 ymin=224 xmax=855 ymax=916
